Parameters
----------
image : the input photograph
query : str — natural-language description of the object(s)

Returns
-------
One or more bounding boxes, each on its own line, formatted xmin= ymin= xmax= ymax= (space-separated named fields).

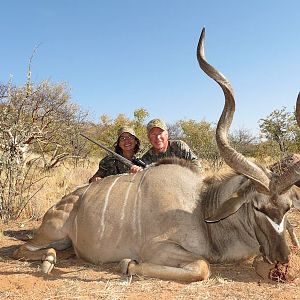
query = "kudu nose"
xmin=275 ymin=247 xmax=290 ymax=264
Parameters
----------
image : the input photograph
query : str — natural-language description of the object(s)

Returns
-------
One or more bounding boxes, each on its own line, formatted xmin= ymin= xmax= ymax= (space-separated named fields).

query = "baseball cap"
xmin=147 ymin=119 xmax=168 ymax=134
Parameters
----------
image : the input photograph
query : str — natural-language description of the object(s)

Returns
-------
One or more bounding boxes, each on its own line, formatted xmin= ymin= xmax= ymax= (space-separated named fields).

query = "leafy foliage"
xmin=259 ymin=107 xmax=296 ymax=154
xmin=0 ymin=80 xmax=88 ymax=219
xmin=230 ymin=127 xmax=257 ymax=158
xmin=175 ymin=120 xmax=222 ymax=170
xmin=1 ymin=62 xmax=299 ymax=221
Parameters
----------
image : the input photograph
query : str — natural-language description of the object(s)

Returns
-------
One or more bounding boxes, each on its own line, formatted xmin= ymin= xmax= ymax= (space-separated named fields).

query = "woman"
xmin=89 ymin=126 xmax=140 ymax=182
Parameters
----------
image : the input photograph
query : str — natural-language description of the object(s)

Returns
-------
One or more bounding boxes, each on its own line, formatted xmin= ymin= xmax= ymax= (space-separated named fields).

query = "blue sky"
xmin=1 ymin=1 xmax=299 ymax=134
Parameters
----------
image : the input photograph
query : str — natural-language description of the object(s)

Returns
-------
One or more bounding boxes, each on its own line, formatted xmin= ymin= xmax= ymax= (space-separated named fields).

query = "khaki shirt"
xmin=141 ymin=140 xmax=201 ymax=170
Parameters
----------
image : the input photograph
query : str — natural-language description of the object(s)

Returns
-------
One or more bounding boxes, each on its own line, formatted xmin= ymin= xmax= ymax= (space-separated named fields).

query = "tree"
xmin=259 ymin=107 xmax=296 ymax=154
xmin=133 ymin=108 xmax=149 ymax=152
xmin=167 ymin=122 xmax=183 ymax=140
xmin=230 ymin=127 xmax=257 ymax=157
xmin=255 ymin=140 xmax=281 ymax=165
xmin=177 ymin=119 xmax=222 ymax=170
xmin=0 ymin=79 xmax=88 ymax=220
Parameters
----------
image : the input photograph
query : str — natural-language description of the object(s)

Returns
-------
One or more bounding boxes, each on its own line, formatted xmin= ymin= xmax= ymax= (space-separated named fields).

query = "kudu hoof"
xmin=119 ymin=259 xmax=137 ymax=275
xmin=41 ymin=253 xmax=56 ymax=274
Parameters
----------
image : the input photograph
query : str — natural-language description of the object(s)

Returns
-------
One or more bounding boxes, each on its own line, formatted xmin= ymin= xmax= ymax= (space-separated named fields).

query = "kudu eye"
xmin=253 ymin=205 xmax=260 ymax=212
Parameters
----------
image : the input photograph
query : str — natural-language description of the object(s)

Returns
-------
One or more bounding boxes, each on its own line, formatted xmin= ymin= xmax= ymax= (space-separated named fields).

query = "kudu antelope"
xmin=13 ymin=28 xmax=300 ymax=282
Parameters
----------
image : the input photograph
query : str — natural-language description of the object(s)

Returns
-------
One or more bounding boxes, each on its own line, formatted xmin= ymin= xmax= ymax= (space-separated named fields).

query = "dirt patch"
xmin=1 ymin=212 xmax=300 ymax=300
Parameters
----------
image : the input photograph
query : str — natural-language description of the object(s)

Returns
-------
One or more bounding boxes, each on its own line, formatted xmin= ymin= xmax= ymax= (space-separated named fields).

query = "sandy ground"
xmin=1 ymin=211 xmax=300 ymax=300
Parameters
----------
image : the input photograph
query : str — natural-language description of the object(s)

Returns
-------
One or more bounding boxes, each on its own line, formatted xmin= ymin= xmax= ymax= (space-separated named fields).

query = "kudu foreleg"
xmin=13 ymin=244 xmax=57 ymax=274
xmin=120 ymin=259 xmax=210 ymax=282
xmin=287 ymin=219 xmax=300 ymax=249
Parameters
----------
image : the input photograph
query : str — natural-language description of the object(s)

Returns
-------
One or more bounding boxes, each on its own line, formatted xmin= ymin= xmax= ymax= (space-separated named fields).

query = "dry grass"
xmin=1 ymin=212 xmax=300 ymax=299
xmin=21 ymin=158 xmax=98 ymax=219
xmin=1 ymin=157 xmax=300 ymax=299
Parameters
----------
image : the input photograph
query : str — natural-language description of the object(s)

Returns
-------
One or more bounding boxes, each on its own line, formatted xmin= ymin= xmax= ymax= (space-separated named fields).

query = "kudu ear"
xmin=290 ymin=185 xmax=300 ymax=210
xmin=205 ymin=195 xmax=246 ymax=223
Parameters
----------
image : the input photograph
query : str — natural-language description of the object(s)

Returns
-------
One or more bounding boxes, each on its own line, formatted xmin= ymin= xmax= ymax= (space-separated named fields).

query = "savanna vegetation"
xmin=1 ymin=72 xmax=300 ymax=222
xmin=1 ymin=65 xmax=300 ymax=300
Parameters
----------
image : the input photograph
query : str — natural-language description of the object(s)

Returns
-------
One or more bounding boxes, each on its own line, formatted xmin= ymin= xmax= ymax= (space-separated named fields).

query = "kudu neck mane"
xmin=201 ymin=172 xmax=255 ymax=219
xmin=154 ymin=157 xmax=200 ymax=174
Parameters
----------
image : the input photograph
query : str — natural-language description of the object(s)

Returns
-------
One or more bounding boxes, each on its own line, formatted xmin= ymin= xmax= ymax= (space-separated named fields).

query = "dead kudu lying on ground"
xmin=13 ymin=28 xmax=300 ymax=282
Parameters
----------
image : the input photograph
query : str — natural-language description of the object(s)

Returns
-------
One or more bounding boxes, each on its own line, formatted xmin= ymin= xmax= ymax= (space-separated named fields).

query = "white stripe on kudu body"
xmin=99 ymin=176 xmax=121 ymax=240
xmin=266 ymin=214 xmax=286 ymax=234
xmin=121 ymin=173 xmax=138 ymax=222
xmin=133 ymin=169 xmax=150 ymax=237
xmin=75 ymin=184 xmax=91 ymax=244
xmin=115 ymin=173 xmax=138 ymax=245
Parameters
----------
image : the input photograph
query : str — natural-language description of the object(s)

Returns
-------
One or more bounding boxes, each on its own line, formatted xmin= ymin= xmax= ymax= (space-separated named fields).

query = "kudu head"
xmin=197 ymin=27 xmax=300 ymax=264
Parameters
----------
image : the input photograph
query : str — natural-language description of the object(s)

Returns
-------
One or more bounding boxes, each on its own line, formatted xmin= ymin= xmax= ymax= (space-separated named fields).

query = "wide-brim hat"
xmin=117 ymin=126 xmax=139 ymax=140
xmin=147 ymin=118 xmax=168 ymax=134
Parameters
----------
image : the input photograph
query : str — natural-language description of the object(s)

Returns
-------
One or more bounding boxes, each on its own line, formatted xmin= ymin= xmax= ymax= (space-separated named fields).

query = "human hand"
xmin=130 ymin=165 xmax=143 ymax=173
xmin=90 ymin=176 xmax=102 ymax=182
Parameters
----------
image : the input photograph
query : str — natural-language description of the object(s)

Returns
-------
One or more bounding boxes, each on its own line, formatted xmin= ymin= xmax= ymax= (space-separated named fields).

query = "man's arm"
xmin=172 ymin=140 xmax=202 ymax=170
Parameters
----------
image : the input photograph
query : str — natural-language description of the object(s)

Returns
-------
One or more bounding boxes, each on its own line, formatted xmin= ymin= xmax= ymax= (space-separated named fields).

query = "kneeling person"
xmin=131 ymin=119 xmax=201 ymax=173
xmin=89 ymin=126 xmax=140 ymax=182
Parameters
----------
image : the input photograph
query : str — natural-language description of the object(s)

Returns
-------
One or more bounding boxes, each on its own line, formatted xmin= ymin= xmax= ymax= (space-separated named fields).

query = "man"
xmin=131 ymin=118 xmax=201 ymax=173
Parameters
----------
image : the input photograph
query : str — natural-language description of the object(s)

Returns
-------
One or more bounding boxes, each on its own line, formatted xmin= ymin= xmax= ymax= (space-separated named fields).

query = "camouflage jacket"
xmin=89 ymin=154 xmax=136 ymax=182
xmin=141 ymin=140 xmax=201 ymax=170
